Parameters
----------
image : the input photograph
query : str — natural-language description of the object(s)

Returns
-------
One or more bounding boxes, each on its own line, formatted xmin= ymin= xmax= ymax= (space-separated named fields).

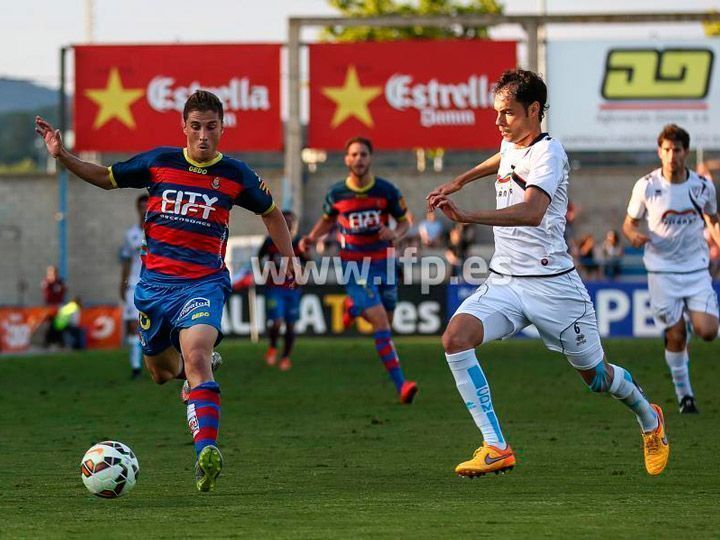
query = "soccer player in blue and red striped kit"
xmin=35 ymin=90 xmax=297 ymax=492
xmin=301 ymin=137 xmax=418 ymax=404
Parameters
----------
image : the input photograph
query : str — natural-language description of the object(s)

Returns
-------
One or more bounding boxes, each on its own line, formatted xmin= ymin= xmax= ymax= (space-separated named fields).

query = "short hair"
xmin=183 ymin=90 xmax=224 ymax=122
xmin=657 ymin=124 xmax=690 ymax=150
xmin=345 ymin=136 xmax=373 ymax=154
xmin=493 ymin=69 xmax=549 ymax=121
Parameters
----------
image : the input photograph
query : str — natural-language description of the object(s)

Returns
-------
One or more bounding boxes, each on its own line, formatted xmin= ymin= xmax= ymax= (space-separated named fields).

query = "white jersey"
xmin=120 ymin=224 xmax=145 ymax=287
xmin=627 ymin=168 xmax=716 ymax=273
xmin=490 ymin=134 xmax=574 ymax=276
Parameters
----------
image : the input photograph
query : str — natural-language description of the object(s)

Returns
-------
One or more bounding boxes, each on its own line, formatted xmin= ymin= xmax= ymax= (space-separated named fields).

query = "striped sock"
xmin=186 ymin=381 xmax=221 ymax=456
xmin=374 ymin=329 xmax=405 ymax=392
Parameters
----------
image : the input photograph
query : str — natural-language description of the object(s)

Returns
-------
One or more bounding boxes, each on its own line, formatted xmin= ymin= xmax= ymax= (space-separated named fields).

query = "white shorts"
xmin=647 ymin=270 xmax=719 ymax=329
xmin=453 ymin=270 xmax=604 ymax=370
xmin=122 ymin=285 xmax=139 ymax=322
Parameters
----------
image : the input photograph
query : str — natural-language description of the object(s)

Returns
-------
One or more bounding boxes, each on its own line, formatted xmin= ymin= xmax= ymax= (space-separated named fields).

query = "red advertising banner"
xmin=74 ymin=44 xmax=282 ymax=152
xmin=309 ymin=40 xmax=516 ymax=150
xmin=0 ymin=306 xmax=122 ymax=354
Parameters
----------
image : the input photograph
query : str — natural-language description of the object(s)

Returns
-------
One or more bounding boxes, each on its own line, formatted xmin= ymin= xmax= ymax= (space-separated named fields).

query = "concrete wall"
xmin=0 ymin=161 xmax=700 ymax=306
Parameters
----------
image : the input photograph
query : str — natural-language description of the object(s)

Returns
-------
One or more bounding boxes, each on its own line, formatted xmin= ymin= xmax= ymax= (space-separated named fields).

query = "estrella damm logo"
xmin=138 ymin=311 xmax=151 ymax=331
xmin=602 ymin=48 xmax=714 ymax=100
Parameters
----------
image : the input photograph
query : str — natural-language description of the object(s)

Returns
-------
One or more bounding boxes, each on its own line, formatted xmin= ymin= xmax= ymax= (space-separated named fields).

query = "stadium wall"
xmin=0 ymin=163 xmax=656 ymax=306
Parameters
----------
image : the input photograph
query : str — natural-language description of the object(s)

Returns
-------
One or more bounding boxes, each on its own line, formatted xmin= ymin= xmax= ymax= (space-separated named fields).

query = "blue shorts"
xmin=134 ymin=275 xmax=230 ymax=356
xmin=343 ymin=259 xmax=398 ymax=314
xmin=266 ymin=287 xmax=301 ymax=324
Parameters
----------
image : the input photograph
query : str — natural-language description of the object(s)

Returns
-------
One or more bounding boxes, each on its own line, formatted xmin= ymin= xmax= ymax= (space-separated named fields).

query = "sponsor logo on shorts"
xmin=139 ymin=311 xmax=151 ymax=330
xmin=178 ymin=297 xmax=211 ymax=320
xmin=191 ymin=311 xmax=210 ymax=321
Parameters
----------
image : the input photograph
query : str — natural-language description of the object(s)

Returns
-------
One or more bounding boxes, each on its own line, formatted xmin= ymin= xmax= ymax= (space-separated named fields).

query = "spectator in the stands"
xmin=418 ymin=211 xmax=445 ymax=249
xmin=600 ymin=229 xmax=624 ymax=280
xmin=577 ymin=234 xmax=600 ymax=280
xmin=41 ymin=265 xmax=66 ymax=306
xmin=445 ymin=223 xmax=476 ymax=279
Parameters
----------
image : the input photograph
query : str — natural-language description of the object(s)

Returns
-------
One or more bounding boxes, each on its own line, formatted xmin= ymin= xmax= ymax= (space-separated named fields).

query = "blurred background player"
xmin=300 ymin=136 xmax=418 ymax=404
xmin=622 ymin=124 xmax=720 ymax=414
xmin=258 ymin=210 xmax=307 ymax=371
xmin=427 ymin=69 xmax=668 ymax=477
xmin=120 ymin=194 xmax=148 ymax=379
xmin=35 ymin=90 xmax=296 ymax=492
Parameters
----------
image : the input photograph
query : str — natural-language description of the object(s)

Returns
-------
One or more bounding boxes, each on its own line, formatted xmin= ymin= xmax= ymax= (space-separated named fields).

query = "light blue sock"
xmin=609 ymin=364 xmax=658 ymax=432
xmin=446 ymin=349 xmax=506 ymax=449
xmin=128 ymin=335 xmax=142 ymax=370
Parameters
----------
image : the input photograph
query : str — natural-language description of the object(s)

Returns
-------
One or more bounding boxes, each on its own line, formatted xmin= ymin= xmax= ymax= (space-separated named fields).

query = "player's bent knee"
xmin=146 ymin=365 xmax=172 ymax=385
xmin=442 ymin=330 xmax=474 ymax=354
xmin=697 ymin=326 xmax=718 ymax=341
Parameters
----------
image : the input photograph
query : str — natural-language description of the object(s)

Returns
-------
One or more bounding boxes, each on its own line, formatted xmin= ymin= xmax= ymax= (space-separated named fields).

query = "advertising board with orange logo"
xmin=74 ymin=44 xmax=282 ymax=152
xmin=308 ymin=40 xmax=516 ymax=150
xmin=0 ymin=306 xmax=122 ymax=354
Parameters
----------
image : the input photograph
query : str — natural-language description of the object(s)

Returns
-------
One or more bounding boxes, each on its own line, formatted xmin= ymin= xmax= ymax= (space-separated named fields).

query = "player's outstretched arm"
xmin=262 ymin=206 xmax=299 ymax=282
xmin=427 ymin=152 xmax=501 ymax=209
xmin=35 ymin=116 xmax=115 ymax=190
xmin=435 ymin=185 xmax=549 ymax=227
xmin=621 ymin=215 xmax=649 ymax=248
xmin=299 ymin=216 xmax=336 ymax=253
xmin=703 ymin=213 xmax=720 ymax=249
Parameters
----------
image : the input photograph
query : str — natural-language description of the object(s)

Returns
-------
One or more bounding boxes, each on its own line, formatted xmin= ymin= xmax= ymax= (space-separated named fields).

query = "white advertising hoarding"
xmin=547 ymin=40 xmax=720 ymax=151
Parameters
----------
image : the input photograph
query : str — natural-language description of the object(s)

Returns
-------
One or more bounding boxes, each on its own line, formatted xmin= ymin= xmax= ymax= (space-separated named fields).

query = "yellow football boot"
xmin=455 ymin=442 xmax=516 ymax=477
xmin=643 ymin=404 xmax=669 ymax=476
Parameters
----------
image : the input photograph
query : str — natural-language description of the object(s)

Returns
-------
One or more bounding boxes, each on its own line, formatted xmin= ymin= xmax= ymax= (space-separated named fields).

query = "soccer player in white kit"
xmin=427 ymin=69 xmax=669 ymax=477
xmin=623 ymin=124 xmax=720 ymax=414
xmin=119 ymin=194 xmax=148 ymax=379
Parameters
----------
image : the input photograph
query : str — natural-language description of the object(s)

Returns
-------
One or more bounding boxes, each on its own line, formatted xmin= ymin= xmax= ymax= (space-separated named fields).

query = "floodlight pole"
xmin=58 ymin=46 xmax=69 ymax=282
xmin=285 ymin=20 xmax=303 ymax=217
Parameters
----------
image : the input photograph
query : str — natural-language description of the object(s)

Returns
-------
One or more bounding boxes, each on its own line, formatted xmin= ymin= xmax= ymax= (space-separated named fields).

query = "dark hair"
xmin=657 ymin=124 xmax=690 ymax=150
xmin=493 ymin=69 xmax=548 ymax=121
xmin=183 ymin=90 xmax=224 ymax=122
xmin=136 ymin=194 xmax=149 ymax=205
xmin=345 ymin=136 xmax=373 ymax=154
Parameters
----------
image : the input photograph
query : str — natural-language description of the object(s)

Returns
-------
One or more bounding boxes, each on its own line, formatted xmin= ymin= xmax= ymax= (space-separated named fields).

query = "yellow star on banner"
xmin=321 ymin=65 xmax=382 ymax=128
xmin=84 ymin=67 xmax=145 ymax=130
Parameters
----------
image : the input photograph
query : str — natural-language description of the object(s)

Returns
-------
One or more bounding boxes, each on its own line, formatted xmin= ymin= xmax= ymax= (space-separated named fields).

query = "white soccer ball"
xmin=80 ymin=441 xmax=139 ymax=498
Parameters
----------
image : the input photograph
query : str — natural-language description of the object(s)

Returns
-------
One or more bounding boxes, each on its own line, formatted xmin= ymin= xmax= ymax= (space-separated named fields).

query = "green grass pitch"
xmin=2 ymin=337 xmax=719 ymax=538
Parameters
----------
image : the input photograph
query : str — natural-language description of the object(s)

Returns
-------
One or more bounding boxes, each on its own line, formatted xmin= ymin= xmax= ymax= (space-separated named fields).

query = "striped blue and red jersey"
xmin=257 ymin=235 xmax=304 ymax=288
xmin=323 ymin=176 xmax=408 ymax=262
xmin=109 ymin=147 xmax=275 ymax=283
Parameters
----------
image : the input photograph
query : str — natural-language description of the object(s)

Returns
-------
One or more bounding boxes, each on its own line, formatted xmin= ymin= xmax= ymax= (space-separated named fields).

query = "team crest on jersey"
xmin=178 ymin=297 xmax=211 ymax=320
xmin=211 ymin=177 xmax=221 ymax=189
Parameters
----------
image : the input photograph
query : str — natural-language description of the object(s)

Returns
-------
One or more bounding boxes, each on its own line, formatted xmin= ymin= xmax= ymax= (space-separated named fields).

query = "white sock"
xmin=609 ymin=364 xmax=658 ymax=432
xmin=445 ymin=349 xmax=507 ymax=449
xmin=665 ymin=349 xmax=693 ymax=401
xmin=128 ymin=335 xmax=142 ymax=370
